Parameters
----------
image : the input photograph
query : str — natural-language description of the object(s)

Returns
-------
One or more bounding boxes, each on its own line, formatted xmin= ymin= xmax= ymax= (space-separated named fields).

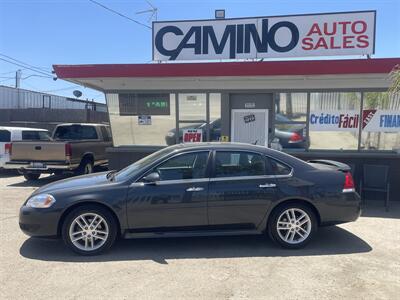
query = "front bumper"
xmin=19 ymin=206 xmax=60 ymax=237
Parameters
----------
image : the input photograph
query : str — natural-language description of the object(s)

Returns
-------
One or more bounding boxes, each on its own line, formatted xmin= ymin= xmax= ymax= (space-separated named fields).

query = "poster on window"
xmin=309 ymin=110 xmax=360 ymax=131
xmin=183 ymin=129 xmax=203 ymax=143
xmin=362 ymin=110 xmax=400 ymax=132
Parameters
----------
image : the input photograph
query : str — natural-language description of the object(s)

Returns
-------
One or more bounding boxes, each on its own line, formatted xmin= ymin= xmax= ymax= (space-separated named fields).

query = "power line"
xmin=41 ymin=86 xmax=80 ymax=93
xmin=88 ymin=0 xmax=152 ymax=29
xmin=0 ymin=57 xmax=54 ymax=77
xmin=0 ymin=53 xmax=52 ymax=74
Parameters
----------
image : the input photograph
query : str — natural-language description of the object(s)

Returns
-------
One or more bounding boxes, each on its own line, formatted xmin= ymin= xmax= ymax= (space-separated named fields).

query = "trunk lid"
xmin=307 ymin=159 xmax=351 ymax=173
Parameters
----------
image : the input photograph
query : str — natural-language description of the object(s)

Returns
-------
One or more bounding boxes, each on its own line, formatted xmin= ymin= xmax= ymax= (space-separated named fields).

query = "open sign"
xmin=183 ymin=129 xmax=203 ymax=143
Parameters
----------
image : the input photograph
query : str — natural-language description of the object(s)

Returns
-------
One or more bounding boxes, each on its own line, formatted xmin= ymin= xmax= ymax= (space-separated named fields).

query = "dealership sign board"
xmin=310 ymin=110 xmax=400 ymax=132
xmin=153 ymin=11 xmax=375 ymax=61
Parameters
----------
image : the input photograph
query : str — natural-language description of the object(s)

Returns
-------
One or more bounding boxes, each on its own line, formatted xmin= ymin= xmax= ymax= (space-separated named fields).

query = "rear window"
xmin=53 ymin=125 xmax=98 ymax=140
xmin=22 ymin=131 xmax=51 ymax=141
xmin=0 ymin=130 xmax=11 ymax=142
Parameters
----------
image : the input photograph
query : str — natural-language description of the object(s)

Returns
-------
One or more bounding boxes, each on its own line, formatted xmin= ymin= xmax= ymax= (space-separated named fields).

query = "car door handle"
xmin=259 ymin=183 xmax=276 ymax=188
xmin=186 ymin=187 xmax=204 ymax=192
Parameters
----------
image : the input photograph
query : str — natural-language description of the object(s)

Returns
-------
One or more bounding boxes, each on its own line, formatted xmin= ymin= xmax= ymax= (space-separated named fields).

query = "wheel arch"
xmin=260 ymin=197 xmax=321 ymax=232
xmin=81 ymin=153 xmax=94 ymax=164
xmin=57 ymin=201 xmax=122 ymax=237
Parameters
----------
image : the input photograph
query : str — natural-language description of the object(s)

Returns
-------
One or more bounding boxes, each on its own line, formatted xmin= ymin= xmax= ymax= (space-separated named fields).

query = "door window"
xmin=152 ymin=152 xmax=209 ymax=181
xmin=267 ymin=158 xmax=292 ymax=175
xmin=214 ymin=151 xmax=266 ymax=178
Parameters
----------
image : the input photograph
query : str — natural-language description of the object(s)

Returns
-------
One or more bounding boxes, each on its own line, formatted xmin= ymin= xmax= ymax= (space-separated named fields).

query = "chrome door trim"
xmin=131 ymin=177 xmax=210 ymax=187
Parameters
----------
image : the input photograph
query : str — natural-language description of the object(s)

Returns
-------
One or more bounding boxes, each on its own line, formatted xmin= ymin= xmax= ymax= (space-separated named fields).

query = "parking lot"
xmin=0 ymin=171 xmax=399 ymax=300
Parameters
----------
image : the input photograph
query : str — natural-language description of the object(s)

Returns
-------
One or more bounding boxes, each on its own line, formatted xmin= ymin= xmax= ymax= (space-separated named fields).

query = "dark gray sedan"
xmin=19 ymin=143 xmax=360 ymax=255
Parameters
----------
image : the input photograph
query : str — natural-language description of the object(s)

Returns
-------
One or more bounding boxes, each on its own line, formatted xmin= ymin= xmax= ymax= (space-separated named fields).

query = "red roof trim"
xmin=53 ymin=58 xmax=400 ymax=79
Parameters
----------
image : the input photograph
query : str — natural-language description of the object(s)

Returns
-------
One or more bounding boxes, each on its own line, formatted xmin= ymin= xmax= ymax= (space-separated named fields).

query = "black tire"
xmin=62 ymin=204 xmax=117 ymax=255
xmin=268 ymin=203 xmax=317 ymax=249
xmin=75 ymin=158 xmax=94 ymax=176
xmin=23 ymin=173 xmax=41 ymax=181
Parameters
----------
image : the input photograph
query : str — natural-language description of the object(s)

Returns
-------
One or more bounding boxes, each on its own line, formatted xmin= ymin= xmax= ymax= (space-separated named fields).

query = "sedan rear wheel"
xmin=62 ymin=205 xmax=117 ymax=255
xmin=268 ymin=204 xmax=317 ymax=249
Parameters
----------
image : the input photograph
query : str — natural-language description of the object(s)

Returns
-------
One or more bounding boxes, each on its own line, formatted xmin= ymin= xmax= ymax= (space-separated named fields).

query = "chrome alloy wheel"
xmin=276 ymin=208 xmax=311 ymax=244
xmin=69 ymin=213 xmax=109 ymax=251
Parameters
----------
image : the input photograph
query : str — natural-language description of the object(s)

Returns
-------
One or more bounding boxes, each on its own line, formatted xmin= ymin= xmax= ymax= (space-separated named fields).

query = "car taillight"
xmin=65 ymin=143 xmax=72 ymax=160
xmin=4 ymin=143 xmax=11 ymax=155
xmin=289 ymin=132 xmax=302 ymax=142
xmin=343 ymin=172 xmax=355 ymax=192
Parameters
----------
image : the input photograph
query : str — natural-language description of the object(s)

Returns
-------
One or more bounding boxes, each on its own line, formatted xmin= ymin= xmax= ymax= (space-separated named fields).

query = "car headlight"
xmin=166 ymin=132 xmax=175 ymax=137
xmin=26 ymin=194 xmax=56 ymax=208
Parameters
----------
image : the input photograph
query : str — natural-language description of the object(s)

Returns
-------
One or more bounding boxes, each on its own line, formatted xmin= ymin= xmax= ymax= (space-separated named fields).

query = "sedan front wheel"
xmin=62 ymin=205 xmax=117 ymax=255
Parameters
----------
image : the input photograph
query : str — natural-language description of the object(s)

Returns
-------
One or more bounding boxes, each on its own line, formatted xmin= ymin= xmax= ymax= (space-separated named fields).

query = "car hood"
xmin=32 ymin=172 xmax=110 ymax=196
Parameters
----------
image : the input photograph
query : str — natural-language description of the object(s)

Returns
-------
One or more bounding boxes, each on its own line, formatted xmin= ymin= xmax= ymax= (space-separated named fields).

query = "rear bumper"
xmin=318 ymin=191 xmax=361 ymax=226
xmin=4 ymin=162 xmax=79 ymax=172
xmin=19 ymin=206 xmax=60 ymax=237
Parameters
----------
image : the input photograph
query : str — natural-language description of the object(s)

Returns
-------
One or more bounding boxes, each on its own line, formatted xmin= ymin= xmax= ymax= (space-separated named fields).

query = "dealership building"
xmin=53 ymin=10 xmax=400 ymax=201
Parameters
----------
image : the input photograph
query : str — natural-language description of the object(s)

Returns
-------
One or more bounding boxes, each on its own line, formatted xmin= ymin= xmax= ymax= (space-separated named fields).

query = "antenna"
xmin=136 ymin=0 xmax=158 ymax=22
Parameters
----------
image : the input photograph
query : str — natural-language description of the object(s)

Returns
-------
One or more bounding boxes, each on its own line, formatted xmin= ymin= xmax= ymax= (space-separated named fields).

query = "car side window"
xmin=215 ymin=151 xmax=266 ymax=178
xmin=267 ymin=157 xmax=292 ymax=176
xmin=151 ymin=152 xmax=209 ymax=181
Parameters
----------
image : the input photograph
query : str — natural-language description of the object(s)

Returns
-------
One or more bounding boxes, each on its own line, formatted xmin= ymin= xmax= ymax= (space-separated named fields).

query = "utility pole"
xmin=15 ymin=69 xmax=21 ymax=88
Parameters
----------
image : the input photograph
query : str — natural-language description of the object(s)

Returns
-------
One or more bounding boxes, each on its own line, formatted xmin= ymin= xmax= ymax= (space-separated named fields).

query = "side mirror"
xmin=142 ymin=172 xmax=160 ymax=184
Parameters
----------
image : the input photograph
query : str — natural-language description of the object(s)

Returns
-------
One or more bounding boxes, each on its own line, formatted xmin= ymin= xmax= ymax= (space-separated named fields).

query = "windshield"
xmin=113 ymin=146 xmax=178 ymax=181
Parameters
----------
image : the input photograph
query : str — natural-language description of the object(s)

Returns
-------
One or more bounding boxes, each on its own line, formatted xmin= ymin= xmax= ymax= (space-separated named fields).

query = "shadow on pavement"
xmin=6 ymin=166 xmax=107 ymax=188
xmin=0 ymin=169 xmax=20 ymax=178
xmin=20 ymin=226 xmax=372 ymax=264
xmin=7 ymin=174 xmax=70 ymax=188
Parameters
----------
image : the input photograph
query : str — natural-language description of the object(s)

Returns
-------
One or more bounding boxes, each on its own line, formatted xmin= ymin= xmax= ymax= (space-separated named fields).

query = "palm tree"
xmin=389 ymin=64 xmax=400 ymax=94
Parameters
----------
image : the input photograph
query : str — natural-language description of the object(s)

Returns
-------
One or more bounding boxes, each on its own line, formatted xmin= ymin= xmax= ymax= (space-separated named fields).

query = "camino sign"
xmin=153 ymin=11 xmax=376 ymax=61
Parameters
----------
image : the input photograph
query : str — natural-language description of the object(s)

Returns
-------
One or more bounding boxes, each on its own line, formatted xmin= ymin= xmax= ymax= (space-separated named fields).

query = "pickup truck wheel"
xmin=76 ymin=159 xmax=93 ymax=175
xmin=23 ymin=173 xmax=41 ymax=181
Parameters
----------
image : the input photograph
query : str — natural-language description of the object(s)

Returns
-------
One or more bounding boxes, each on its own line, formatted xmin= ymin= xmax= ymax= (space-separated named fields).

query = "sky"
xmin=0 ymin=0 xmax=399 ymax=103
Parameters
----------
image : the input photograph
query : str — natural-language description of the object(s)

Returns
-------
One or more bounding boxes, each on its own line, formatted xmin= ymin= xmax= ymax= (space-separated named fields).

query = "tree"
xmin=389 ymin=64 xmax=400 ymax=95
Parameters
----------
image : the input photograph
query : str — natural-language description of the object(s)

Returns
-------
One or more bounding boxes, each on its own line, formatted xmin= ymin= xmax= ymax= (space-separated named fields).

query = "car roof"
xmin=55 ymin=123 xmax=109 ymax=127
xmin=0 ymin=126 xmax=48 ymax=132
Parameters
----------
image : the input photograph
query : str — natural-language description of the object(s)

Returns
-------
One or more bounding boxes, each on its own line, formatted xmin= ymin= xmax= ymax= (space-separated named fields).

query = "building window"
xmin=106 ymin=93 xmax=176 ymax=146
xmin=309 ymin=92 xmax=361 ymax=150
xmin=275 ymin=93 xmax=308 ymax=150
